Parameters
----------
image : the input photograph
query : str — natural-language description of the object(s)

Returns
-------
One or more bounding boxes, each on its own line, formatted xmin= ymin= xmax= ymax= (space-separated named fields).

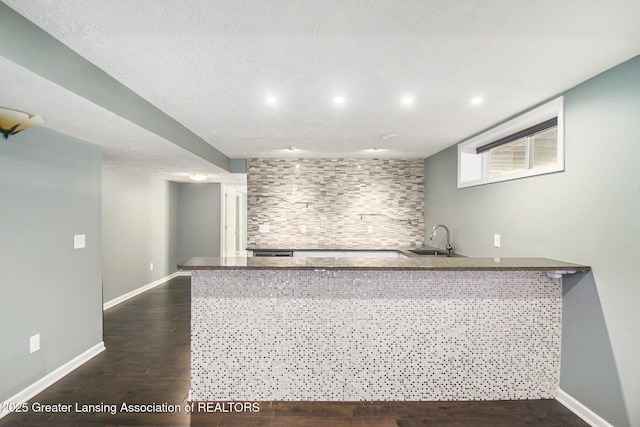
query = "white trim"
xmin=557 ymin=388 xmax=613 ymax=427
xmin=103 ymin=271 xmax=191 ymax=311
xmin=0 ymin=342 xmax=105 ymax=419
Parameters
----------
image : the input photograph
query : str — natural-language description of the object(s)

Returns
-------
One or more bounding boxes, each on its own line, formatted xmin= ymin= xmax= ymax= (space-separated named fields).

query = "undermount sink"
xmin=409 ymin=249 xmax=451 ymax=256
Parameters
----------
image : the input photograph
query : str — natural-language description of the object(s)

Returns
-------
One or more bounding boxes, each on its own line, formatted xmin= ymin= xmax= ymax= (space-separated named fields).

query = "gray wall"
xmin=247 ymin=159 xmax=425 ymax=249
xmin=176 ymin=183 xmax=221 ymax=262
xmin=424 ymin=55 xmax=640 ymax=427
xmin=102 ymin=167 xmax=179 ymax=304
xmin=0 ymin=127 xmax=103 ymax=402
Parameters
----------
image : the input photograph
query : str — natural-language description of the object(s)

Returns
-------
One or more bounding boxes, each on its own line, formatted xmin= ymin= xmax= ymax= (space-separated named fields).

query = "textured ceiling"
xmin=0 ymin=57 xmax=240 ymax=183
xmin=2 ymin=0 xmax=640 ymax=180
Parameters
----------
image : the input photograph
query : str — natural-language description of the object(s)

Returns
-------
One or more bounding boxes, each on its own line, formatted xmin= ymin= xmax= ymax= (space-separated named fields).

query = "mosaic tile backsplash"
xmin=190 ymin=269 xmax=561 ymax=401
xmin=247 ymin=159 xmax=425 ymax=249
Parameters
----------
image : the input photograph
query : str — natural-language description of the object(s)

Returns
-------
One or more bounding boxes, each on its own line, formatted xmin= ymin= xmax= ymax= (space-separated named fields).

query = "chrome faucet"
xmin=430 ymin=224 xmax=453 ymax=256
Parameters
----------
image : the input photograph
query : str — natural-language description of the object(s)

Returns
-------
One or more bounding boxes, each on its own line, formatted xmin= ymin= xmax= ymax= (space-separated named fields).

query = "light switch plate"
xmin=368 ymin=225 xmax=374 ymax=234
xmin=74 ymin=234 xmax=86 ymax=249
xmin=494 ymin=234 xmax=501 ymax=248
xmin=300 ymin=225 xmax=307 ymax=234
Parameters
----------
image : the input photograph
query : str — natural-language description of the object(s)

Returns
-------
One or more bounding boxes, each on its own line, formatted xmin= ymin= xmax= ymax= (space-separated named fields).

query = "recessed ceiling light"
xmin=189 ymin=174 xmax=208 ymax=182
xmin=288 ymin=146 xmax=296 ymax=151
xmin=266 ymin=96 xmax=278 ymax=105
xmin=372 ymin=147 xmax=381 ymax=151
xmin=470 ymin=97 xmax=483 ymax=105
xmin=401 ymin=96 xmax=414 ymax=105
xmin=381 ymin=133 xmax=397 ymax=140
xmin=334 ymin=96 xmax=345 ymax=105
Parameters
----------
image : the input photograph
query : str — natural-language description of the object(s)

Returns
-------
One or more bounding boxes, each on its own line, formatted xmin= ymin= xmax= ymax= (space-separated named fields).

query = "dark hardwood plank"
xmin=0 ymin=276 xmax=589 ymax=426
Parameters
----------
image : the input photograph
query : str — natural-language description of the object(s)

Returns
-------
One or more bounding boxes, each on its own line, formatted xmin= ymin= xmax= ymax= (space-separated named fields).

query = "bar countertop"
xmin=178 ymin=255 xmax=590 ymax=272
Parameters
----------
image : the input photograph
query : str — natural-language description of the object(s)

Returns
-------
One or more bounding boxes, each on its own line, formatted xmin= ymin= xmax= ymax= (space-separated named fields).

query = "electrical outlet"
xmin=30 ymin=334 xmax=40 ymax=354
xmin=150 ymin=263 xmax=154 ymax=271
xmin=368 ymin=225 xmax=374 ymax=234
xmin=494 ymin=234 xmax=501 ymax=248
xmin=300 ymin=225 xmax=307 ymax=234
xmin=73 ymin=234 xmax=86 ymax=249
xmin=259 ymin=224 xmax=269 ymax=233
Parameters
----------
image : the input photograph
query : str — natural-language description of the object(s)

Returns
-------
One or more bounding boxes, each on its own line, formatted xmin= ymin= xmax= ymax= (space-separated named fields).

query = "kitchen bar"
xmin=180 ymin=256 xmax=589 ymax=402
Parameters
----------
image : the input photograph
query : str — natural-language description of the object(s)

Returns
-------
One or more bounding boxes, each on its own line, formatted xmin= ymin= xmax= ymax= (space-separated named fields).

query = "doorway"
xmin=221 ymin=185 xmax=247 ymax=257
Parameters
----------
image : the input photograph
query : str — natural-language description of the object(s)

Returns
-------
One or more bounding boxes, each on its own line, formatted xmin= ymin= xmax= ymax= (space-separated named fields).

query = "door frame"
xmin=220 ymin=184 xmax=247 ymax=257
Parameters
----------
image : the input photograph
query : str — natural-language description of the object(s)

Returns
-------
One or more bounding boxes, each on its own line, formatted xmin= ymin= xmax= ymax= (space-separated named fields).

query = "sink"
xmin=409 ymin=249 xmax=451 ymax=256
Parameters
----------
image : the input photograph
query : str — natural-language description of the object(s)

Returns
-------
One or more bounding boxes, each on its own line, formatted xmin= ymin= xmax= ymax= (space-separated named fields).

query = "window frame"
xmin=457 ymin=97 xmax=564 ymax=188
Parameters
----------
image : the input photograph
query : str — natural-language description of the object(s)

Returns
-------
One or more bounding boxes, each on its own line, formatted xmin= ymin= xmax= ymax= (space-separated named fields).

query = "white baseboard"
xmin=103 ymin=270 xmax=191 ymax=311
xmin=557 ymin=388 xmax=613 ymax=427
xmin=0 ymin=342 xmax=105 ymax=420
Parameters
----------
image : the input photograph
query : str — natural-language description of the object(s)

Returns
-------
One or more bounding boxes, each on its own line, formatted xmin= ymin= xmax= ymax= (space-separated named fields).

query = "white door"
xmin=221 ymin=185 xmax=247 ymax=256
xmin=235 ymin=191 xmax=247 ymax=254
xmin=224 ymin=187 xmax=237 ymax=257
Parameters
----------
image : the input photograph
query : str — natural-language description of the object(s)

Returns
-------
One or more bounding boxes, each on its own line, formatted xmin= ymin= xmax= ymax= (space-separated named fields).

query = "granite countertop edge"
xmin=178 ymin=256 xmax=590 ymax=272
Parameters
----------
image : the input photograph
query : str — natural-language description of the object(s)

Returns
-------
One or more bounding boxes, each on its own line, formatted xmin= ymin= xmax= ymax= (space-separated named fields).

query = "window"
xmin=486 ymin=136 xmax=527 ymax=177
xmin=485 ymin=122 xmax=558 ymax=177
xmin=457 ymin=97 xmax=564 ymax=188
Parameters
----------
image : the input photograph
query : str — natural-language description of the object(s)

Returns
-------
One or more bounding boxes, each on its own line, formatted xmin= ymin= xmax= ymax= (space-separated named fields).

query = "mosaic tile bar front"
xmin=190 ymin=269 xmax=562 ymax=401
xmin=247 ymin=159 xmax=425 ymax=249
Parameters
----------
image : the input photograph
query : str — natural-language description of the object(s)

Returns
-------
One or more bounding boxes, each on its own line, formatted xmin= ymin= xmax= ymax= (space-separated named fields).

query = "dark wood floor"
xmin=0 ymin=276 xmax=589 ymax=426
